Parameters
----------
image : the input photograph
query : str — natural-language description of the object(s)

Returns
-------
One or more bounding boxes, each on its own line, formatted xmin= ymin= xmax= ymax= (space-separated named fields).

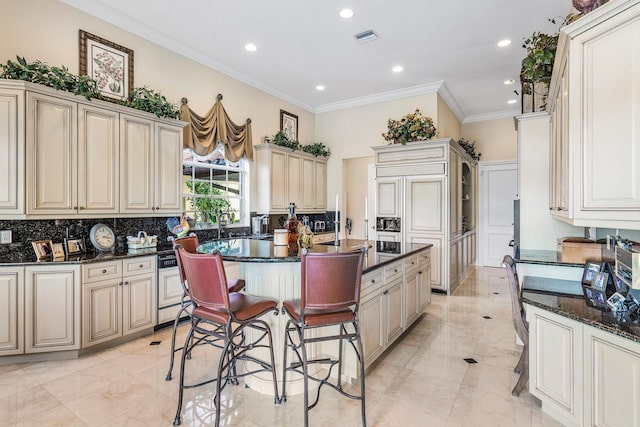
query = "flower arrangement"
xmin=381 ymin=109 xmax=437 ymax=145
xmin=456 ymin=138 xmax=481 ymax=161
xmin=263 ymin=131 xmax=331 ymax=157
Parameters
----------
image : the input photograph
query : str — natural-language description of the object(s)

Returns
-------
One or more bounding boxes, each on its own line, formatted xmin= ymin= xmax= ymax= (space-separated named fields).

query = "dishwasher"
xmin=156 ymin=253 xmax=188 ymax=329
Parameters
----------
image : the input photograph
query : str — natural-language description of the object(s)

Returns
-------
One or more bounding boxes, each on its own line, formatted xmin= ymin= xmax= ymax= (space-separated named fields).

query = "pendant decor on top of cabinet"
xmin=381 ymin=109 xmax=437 ymax=145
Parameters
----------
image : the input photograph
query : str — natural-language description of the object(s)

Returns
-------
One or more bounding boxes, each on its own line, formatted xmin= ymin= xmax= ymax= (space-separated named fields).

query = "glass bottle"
xmin=284 ymin=202 xmax=299 ymax=246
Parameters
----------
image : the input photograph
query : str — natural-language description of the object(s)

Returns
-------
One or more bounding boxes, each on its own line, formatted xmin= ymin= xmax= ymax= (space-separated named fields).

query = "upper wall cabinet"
xmin=548 ymin=0 xmax=640 ymax=229
xmin=255 ymin=144 xmax=327 ymax=214
xmin=0 ymin=80 xmax=185 ymax=219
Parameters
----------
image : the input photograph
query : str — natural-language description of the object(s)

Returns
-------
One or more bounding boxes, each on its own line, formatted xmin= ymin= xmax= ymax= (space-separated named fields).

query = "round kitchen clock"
xmin=89 ymin=223 xmax=116 ymax=252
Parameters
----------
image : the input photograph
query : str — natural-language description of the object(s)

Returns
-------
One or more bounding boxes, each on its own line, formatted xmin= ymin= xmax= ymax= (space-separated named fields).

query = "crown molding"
xmin=59 ymin=0 xmax=316 ymax=113
xmin=315 ymin=81 xmax=444 ymax=114
xmin=463 ymin=109 xmax=520 ymax=123
xmin=436 ymin=82 xmax=465 ymax=123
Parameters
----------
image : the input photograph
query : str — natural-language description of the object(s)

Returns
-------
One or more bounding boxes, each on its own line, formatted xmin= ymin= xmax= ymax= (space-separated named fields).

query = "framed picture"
xmin=607 ymin=292 xmax=627 ymax=311
xmin=32 ymin=240 xmax=53 ymax=259
xmin=614 ymin=275 xmax=629 ymax=294
xmin=65 ymin=238 xmax=86 ymax=255
xmin=280 ymin=109 xmax=298 ymax=141
xmin=79 ymin=30 xmax=134 ymax=101
xmin=52 ymin=243 xmax=65 ymax=259
xmin=592 ymin=272 xmax=609 ymax=291
xmin=583 ymin=285 xmax=608 ymax=309
xmin=582 ymin=260 xmax=602 ymax=285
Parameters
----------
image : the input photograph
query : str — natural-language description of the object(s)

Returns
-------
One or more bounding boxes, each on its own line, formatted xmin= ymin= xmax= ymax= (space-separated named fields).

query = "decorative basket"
xmin=127 ymin=231 xmax=158 ymax=249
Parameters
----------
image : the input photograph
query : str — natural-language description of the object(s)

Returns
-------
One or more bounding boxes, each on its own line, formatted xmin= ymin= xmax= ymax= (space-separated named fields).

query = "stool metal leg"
xmin=354 ymin=321 xmax=367 ymax=427
xmin=165 ymin=296 xmax=190 ymax=381
xmin=172 ymin=319 xmax=196 ymax=426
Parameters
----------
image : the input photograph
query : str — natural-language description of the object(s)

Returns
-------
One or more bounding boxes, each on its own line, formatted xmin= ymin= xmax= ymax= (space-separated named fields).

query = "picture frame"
xmin=614 ymin=275 xmax=629 ymax=294
xmin=280 ymin=109 xmax=298 ymax=141
xmin=52 ymin=243 xmax=65 ymax=259
xmin=583 ymin=285 xmax=608 ymax=309
xmin=607 ymin=292 xmax=627 ymax=311
xmin=79 ymin=29 xmax=134 ymax=101
xmin=592 ymin=272 xmax=609 ymax=292
xmin=32 ymin=240 xmax=53 ymax=260
xmin=65 ymin=237 xmax=86 ymax=255
xmin=582 ymin=260 xmax=602 ymax=285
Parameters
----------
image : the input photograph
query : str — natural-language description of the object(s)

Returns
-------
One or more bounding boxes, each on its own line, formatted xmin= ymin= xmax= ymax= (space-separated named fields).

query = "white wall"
xmin=517 ymin=113 xmax=583 ymax=250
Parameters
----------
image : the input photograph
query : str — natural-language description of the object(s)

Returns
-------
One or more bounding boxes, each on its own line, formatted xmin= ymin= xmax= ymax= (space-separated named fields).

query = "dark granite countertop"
xmin=522 ymin=276 xmax=640 ymax=343
xmin=516 ymin=249 xmax=585 ymax=268
xmin=196 ymin=239 xmax=432 ymax=273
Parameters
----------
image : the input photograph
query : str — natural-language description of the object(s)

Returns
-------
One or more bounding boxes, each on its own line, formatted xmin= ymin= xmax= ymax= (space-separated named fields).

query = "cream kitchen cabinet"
xmin=0 ymin=88 xmax=24 ymax=216
xmin=120 ymin=117 xmax=183 ymax=215
xmin=0 ymin=267 xmax=23 ymax=355
xmin=82 ymin=256 xmax=156 ymax=347
xmin=255 ymin=144 xmax=327 ymax=214
xmin=548 ymin=0 xmax=640 ymax=229
xmin=376 ymin=177 xmax=402 ymax=218
xmin=0 ymin=80 xmax=185 ymax=220
xmin=25 ymin=265 xmax=81 ymax=353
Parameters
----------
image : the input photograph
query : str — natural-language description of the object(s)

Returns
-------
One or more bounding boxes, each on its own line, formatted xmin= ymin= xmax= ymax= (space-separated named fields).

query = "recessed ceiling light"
xmin=497 ymin=39 xmax=512 ymax=47
xmin=339 ymin=8 xmax=354 ymax=19
xmin=316 ymin=85 xmax=326 ymax=91
xmin=504 ymin=79 xmax=515 ymax=85
xmin=392 ymin=65 xmax=404 ymax=73
xmin=244 ymin=43 xmax=257 ymax=52
xmin=507 ymin=99 xmax=518 ymax=104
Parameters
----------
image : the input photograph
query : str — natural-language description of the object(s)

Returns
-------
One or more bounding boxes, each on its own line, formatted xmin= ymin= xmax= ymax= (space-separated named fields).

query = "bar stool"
xmin=502 ymin=254 xmax=529 ymax=396
xmin=173 ymin=246 xmax=279 ymax=426
xmin=281 ymin=248 xmax=367 ymax=427
xmin=165 ymin=235 xmax=245 ymax=381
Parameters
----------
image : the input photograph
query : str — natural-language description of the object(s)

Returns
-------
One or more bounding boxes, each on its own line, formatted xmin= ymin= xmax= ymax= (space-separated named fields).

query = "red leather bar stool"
xmin=165 ymin=235 xmax=245 ymax=381
xmin=172 ymin=246 xmax=279 ymax=427
xmin=281 ymin=247 xmax=367 ymax=427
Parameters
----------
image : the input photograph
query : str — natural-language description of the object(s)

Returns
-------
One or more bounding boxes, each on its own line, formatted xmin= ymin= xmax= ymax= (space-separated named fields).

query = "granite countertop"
xmin=522 ymin=276 xmax=640 ymax=343
xmin=196 ymin=238 xmax=432 ymax=273
xmin=516 ymin=249 xmax=585 ymax=268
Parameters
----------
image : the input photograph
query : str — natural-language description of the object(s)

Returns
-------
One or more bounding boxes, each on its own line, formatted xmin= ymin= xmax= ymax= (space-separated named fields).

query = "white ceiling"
xmin=59 ymin=0 xmax=572 ymax=121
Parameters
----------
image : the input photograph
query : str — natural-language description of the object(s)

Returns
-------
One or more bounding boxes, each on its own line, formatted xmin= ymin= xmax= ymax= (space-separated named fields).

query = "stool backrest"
xmin=301 ymin=248 xmax=366 ymax=312
xmin=502 ymin=254 xmax=528 ymax=341
xmin=176 ymin=246 xmax=229 ymax=311
xmin=173 ymin=235 xmax=199 ymax=287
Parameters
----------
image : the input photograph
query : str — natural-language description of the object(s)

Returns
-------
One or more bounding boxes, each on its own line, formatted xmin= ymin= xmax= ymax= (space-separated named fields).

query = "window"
xmin=182 ymin=146 xmax=249 ymax=228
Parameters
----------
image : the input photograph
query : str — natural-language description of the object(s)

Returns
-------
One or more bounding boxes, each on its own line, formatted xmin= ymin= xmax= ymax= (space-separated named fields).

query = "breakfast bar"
xmin=197 ymin=238 xmax=432 ymax=395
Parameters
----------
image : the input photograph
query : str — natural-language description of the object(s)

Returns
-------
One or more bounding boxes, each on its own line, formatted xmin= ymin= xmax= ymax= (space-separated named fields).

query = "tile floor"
xmin=0 ymin=266 xmax=564 ymax=426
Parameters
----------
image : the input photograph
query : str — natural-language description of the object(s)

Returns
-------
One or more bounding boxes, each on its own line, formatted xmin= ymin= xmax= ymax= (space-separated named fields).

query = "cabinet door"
xmin=82 ymin=278 xmax=122 ymax=347
xmin=78 ymin=104 xmax=119 ymax=214
xmin=405 ymin=176 xmax=445 ymax=234
xmin=269 ymin=149 xmax=287 ymax=211
xmin=158 ymin=266 xmax=183 ymax=308
xmin=419 ymin=265 xmax=431 ymax=312
xmin=449 ymin=150 xmax=459 ymax=236
xmin=584 ymin=326 xmax=640 ymax=427
xmin=0 ymin=267 xmax=23 ymax=355
xmin=361 ymin=291 xmax=385 ymax=367
xmin=25 ymin=265 xmax=80 ymax=353
xmin=0 ymin=90 xmax=24 ymax=215
xmin=123 ymin=273 xmax=156 ymax=335
xmin=315 ymin=160 xmax=327 ymax=211
xmin=287 ymin=152 xmax=302 ymax=209
xmin=301 ymin=157 xmax=315 ymax=211
xmin=406 ymin=234 xmax=445 ymax=291
xmin=528 ymin=306 xmax=583 ymax=426
xmin=404 ymin=272 xmax=420 ymax=326
xmin=154 ymin=122 xmax=182 ymax=213
xmin=385 ymin=280 xmax=404 ymax=345
xmin=26 ymin=92 xmax=77 ymax=215
xmin=120 ymin=114 xmax=154 ymax=213
xmin=376 ymin=177 xmax=401 ymax=217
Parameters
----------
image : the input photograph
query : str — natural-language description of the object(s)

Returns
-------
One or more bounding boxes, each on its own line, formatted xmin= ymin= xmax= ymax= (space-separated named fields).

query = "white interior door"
xmin=479 ymin=161 xmax=517 ymax=267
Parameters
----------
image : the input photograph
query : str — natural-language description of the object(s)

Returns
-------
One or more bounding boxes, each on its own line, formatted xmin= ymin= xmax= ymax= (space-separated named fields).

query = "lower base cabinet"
xmin=82 ymin=256 xmax=156 ymax=347
xmin=526 ymin=304 xmax=640 ymax=427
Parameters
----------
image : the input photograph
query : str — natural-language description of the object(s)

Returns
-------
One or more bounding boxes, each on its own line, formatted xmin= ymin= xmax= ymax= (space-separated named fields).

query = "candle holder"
xmin=334 ymin=220 xmax=340 ymax=246
xmin=364 ymin=218 xmax=369 ymax=242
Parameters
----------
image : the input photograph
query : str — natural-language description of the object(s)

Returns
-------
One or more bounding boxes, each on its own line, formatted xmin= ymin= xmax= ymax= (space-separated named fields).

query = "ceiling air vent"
xmin=353 ymin=29 xmax=379 ymax=44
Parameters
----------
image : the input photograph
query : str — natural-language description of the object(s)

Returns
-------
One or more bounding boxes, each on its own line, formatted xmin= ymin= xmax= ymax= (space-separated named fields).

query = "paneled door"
xmin=479 ymin=162 xmax=517 ymax=267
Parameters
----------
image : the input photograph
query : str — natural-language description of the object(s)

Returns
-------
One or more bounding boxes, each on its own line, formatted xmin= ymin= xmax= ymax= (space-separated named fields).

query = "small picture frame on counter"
xmin=607 ymin=292 xmax=627 ymax=311
xmin=52 ymin=243 xmax=65 ymax=259
xmin=583 ymin=286 xmax=609 ymax=309
xmin=591 ymin=271 xmax=609 ymax=291
xmin=65 ymin=238 xmax=86 ymax=255
xmin=614 ymin=275 xmax=629 ymax=295
xmin=32 ymin=240 xmax=53 ymax=260
xmin=582 ymin=260 xmax=602 ymax=285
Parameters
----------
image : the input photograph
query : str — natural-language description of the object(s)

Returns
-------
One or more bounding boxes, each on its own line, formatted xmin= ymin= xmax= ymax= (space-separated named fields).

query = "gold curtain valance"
xmin=180 ymin=95 xmax=253 ymax=161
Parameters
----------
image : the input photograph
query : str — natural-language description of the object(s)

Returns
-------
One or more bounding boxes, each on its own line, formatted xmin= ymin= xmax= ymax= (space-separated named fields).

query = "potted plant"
xmin=381 ymin=109 xmax=437 ymax=145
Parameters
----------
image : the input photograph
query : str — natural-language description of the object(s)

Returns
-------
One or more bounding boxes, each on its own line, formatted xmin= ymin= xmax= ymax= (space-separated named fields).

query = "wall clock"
xmin=89 ymin=223 xmax=116 ymax=252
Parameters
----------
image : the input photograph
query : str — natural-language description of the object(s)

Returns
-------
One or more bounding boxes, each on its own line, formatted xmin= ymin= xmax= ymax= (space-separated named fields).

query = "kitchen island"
xmin=197 ymin=238 xmax=432 ymax=395
xmin=522 ymin=278 xmax=640 ymax=426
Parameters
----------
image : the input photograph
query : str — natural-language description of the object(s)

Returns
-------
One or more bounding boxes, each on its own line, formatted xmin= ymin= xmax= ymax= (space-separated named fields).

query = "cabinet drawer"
xmin=83 ymin=261 xmax=121 ymax=283
xmin=417 ymin=250 xmax=430 ymax=267
xmin=123 ymin=256 xmax=155 ymax=276
xmin=312 ymin=233 xmax=333 ymax=244
xmin=361 ymin=269 xmax=384 ymax=299
xmin=404 ymin=255 xmax=420 ymax=272
xmin=384 ymin=261 xmax=403 ymax=283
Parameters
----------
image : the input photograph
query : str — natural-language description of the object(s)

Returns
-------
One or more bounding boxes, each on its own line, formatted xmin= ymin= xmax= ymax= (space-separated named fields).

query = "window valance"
xmin=180 ymin=94 xmax=253 ymax=161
